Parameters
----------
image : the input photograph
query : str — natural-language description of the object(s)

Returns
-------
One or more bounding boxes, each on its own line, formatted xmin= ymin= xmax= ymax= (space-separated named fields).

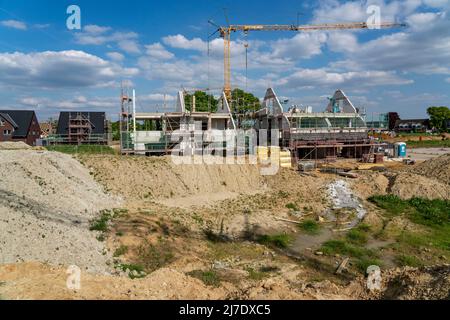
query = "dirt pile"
xmin=0 ymin=262 xmax=225 ymax=300
xmin=363 ymin=265 xmax=450 ymax=300
xmin=408 ymin=154 xmax=450 ymax=185
xmin=0 ymin=148 xmax=120 ymax=273
xmin=390 ymin=173 xmax=450 ymax=200
xmin=80 ymin=155 xmax=267 ymax=207
xmin=0 ymin=141 xmax=31 ymax=150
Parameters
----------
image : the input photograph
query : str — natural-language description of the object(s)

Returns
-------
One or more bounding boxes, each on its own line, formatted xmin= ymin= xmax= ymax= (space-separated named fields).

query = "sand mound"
xmin=390 ymin=173 xmax=450 ymax=200
xmin=408 ymin=154 xmax=450 ymax=185
xmin=0 ymin=150 xmax=120 ymax=273
xmin=0 ymin=141 xmax=31 ymax=150
xmin=0 ymin=262 xmax=225 ymax=300
xmin=80 ymin=155 xmax=266 ymax=206
xmin=362 ymin=265 xmax=450 ymax=300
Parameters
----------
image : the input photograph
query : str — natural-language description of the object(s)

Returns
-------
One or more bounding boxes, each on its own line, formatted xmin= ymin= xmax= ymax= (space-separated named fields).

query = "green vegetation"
xmin=346 ymin=225 xmax=370 ymax=245
xmin=246 ymin=266 xmax=280 ymax=281
xmin=230 ymin=88 xmax=261 ymax=113
xmin=113 ymin=245 xmax=129 ymax=257
xmin=368 ymin=195 xmax=410 ymax=216
xmin=427 ymin=106 xmax=450 ymax=133
xmin=46 ymin=145 xmax=116 ymax=155
xmin=285 ymin=203 xmax=299 ymax=211
xmin=188 ymin=270 xmax=221 ymax=287
xmin=407 ymin=139 xmax=450 ymax=148
xmin=185 ymin=91 xmax=218 ymax=112
xmin=369 ymin=196 xmax=449 ymax=227
xmin=116 ymin=263 xmax=146 ymax=279
xmin=321 ymin=239 xmax=380 ymax=272
xmin=90 ymin=210 xmax=114 ymax=232
xmin=257 ymin=233 xmax=292 ymax=249
xmin=370 ymin=195 xmax=450 ymax=267
xmin=137 ymin=241 xmax=175 ymax=272
xmin=395 ymin=254 xmax=424 ymax=267
xmin=298 ymin=219 xmax=321 ymax=235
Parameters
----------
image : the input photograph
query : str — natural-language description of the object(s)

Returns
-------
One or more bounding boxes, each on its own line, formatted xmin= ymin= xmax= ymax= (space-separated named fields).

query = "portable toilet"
xmin=394 ymin=142 xmax=407 ymax=158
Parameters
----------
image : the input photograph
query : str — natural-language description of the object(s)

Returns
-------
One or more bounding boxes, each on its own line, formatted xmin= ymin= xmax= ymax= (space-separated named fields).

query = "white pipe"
xmin=133 ymin=89 xmax=137 ymax=147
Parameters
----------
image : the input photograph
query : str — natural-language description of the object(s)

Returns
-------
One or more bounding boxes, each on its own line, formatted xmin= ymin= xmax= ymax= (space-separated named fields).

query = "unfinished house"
xmin=120 ymin=91 xmax=236 ymax=155
xmin=53 ymin=112 xmax=110 ymax=145
xmin=254 ymin=88 xmax=376 ymax=162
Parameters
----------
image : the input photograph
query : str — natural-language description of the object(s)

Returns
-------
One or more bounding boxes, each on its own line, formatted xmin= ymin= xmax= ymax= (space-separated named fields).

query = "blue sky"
xmin=0 ymin=0 xmax=449 ymax=121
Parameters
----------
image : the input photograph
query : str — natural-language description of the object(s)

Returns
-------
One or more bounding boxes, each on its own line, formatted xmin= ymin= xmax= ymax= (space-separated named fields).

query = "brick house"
xmin=0 ymin=110 xmax=41 ymax=146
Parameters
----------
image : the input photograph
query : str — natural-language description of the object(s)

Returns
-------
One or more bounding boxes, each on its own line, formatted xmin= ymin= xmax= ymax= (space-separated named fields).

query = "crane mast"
xmin=217 ymin=22 xmax=406 ymax=99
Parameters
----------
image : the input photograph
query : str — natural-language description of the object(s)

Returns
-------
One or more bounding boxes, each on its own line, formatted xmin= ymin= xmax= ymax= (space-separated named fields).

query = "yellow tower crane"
xmin=212 ymin=22 xmax=406 ymax=100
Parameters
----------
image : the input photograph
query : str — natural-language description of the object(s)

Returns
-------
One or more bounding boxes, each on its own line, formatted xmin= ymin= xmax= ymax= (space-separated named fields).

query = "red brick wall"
xmin=25 ymin=114 xmax=41 ymax=146
xmin=0 ymin=121 xmax=15 ymax=142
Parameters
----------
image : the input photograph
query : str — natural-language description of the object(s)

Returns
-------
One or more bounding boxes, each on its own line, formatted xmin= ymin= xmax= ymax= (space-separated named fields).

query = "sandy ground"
xmin=1 ymin=143 xmax=449 ymax=300
xmin=0 ymin=148 xmax=121 ymax=273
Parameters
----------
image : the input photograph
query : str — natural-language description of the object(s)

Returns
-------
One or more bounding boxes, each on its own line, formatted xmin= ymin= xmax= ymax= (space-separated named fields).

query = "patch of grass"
xmin=406 ymin=139 xmax=450 ymax=149
xmin=46 ymin=145 xmax=116 ymax=155
xmin=137 ymin=242 xmax=175 ymax=272
xmin=346 ymin=228 xmax=369 ymax=245
xmin=116 ymin=263 xmax=145 ymax=279
xmin=321 ymin=240 xmax=377 ymax=259
xmin=246 ymin=266 xmax=280 ymax=281
xmin=355 ymin=257 xmax=383 ymax=273
xmin=299 ymin=219 xmax=321 ymax=235
xmin=408 ymin=198 xmax=450 ymax=227
xmin=188 ymin=270 xmax=221 ymax=287
xmin=113 ymin=245 xmax=129 ymax=257
xmin=257 ymin=233 xmax=292 ymax=249
xmin=370 ymin=195 xmax=450 ymax=228
xmin=89 ymin=210 xmax=113 ymax=232
xmin=285 ymin=203 xmax=299 ymax=211
xmin=368 ymin=195 xmax=410 ymax=216
xmin=395 ymin=254 xmax=424 ymax=267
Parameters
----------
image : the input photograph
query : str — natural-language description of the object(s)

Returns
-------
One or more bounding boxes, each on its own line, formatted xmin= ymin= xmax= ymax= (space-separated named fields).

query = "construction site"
xmin=0 ymin=3 xmax=450 ymax=304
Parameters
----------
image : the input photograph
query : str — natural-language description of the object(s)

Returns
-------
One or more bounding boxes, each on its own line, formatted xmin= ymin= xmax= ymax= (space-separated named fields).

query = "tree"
xmin=184 ymin=91 xmax=218 ymax=112
xmin=230 ymin=88 xmax=260 ymax=114
xmin=427 ymin=106 xmax=450 ymax=132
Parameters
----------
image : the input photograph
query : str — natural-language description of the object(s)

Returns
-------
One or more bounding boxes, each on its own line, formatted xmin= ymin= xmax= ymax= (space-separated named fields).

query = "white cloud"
xmin=33 ymin=24 xmax=51 ymax=29
xmin=75 ymin=28 xmax=141 ymax=54
xmin=423 ymin=0 xmax=450 ymax=8
xmin=84 ymin=24 xmax=111 ymax=34
xmin=163 ymin=34 xmax=205 ymax=51
xmin=140 ymin=93 xmax=176 ymax=102
xmin=327 ymin=32 xmax=359 ymax=53
xmin=117 ymin=38 xmax=141 ymax=54
xmin=1 ymin=20 xmax=27 ymax=30
xmin=19 ymin=95 xmax=118 ymax=111
xmin=312 ymin=0 xmax=422 ymax=24
xmin=278 ymin=68 xmax=413 ymax=89
xmin=145 ymin=43 xmax=174 ymax=60
xmin=328 ymin=10 xmax=450 ymax=75
xmin=106 ymin=52 xmax=125 ymax=62
xmin=0 ymin=50 xmax=138 ymax=89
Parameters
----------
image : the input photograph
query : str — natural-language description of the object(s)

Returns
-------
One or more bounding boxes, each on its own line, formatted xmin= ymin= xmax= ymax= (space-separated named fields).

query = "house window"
xmin=0 ymin=119 xmax=4 ymax=127
xmin=4 ymin=129 xmax=12 ymax=135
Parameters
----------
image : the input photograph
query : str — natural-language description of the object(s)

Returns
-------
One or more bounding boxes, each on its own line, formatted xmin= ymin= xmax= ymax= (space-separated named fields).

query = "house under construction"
xmin=254 ymin=88 xmax=378 ymax=162
xmin=120 ymin=87 xmax=381 ymax=163
xmin=120 ymin=90 xmax=236 ymax=155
